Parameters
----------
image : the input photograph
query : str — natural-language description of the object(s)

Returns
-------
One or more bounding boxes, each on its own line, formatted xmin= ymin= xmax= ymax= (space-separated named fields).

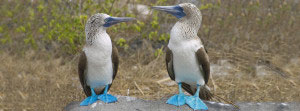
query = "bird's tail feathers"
xmin=199 ymin=85 xmax=213 ymax=100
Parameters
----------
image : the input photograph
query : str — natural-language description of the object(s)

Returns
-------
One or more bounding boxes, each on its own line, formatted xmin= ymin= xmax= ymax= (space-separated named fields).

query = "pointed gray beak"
xmin=104 ymin=17 xmax=135 ymax=27
xmin=152 ymin=5 xmax=186 ymax=18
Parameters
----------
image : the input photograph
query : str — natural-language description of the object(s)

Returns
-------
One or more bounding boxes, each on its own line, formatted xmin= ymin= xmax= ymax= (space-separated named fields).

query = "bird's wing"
xmin=195 ymin=47 xmax=210 ymax=84
xmin=182 ymin=47 xmax=212 ymax=100
xmin=166 ymin=47 xmax=175 ymax=80
xmin=111 ymin=45 xmax=119 ymax=81
xmin=166 ymin=47 xmax=196 ymax=96
xmin=78 ymin=51 xmax=91 ymax=97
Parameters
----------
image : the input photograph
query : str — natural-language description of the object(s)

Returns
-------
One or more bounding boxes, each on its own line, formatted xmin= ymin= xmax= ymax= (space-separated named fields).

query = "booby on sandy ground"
xmin=78 ymin=13 xmax=135 ymax=106
xmin=152 ymin=3 xmax=212 ymax=110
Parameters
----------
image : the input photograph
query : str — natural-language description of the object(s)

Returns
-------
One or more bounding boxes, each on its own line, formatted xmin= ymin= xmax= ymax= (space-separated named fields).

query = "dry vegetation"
xmin=0 ymin=0 xmax=300 ymax=110
xmin=1 ymin=50 xmax=299 ymax=110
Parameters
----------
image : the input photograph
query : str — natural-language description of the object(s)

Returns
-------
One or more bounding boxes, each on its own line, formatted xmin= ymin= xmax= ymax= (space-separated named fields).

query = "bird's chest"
xmin=168 ymin=42 xmax=204 ymax=85
xmin=84 ymin=46 xmax=113 ymax=88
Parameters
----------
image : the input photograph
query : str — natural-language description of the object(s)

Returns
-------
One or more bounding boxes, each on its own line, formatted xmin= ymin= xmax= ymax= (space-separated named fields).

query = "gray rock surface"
xmin=64 ymin=96 xmax=300 ymax=111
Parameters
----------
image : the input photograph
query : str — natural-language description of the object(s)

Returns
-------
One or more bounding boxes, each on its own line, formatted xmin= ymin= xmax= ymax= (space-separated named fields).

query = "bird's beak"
xmin=103 ymin=17 xmax=135 ymax=27
xmin=152 ymin=5 xmax=186 ymax=19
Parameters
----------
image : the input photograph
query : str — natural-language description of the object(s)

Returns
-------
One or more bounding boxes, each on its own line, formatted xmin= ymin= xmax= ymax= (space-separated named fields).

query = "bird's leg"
xmin=103 ymin=85 xmax=109 ymax=102
xmin=80 ymin=88 xmax=99 ymax=106
xmin=186 ymin=84 xmax=208 ymax=110
xmin=98 ymin=84 xmax=117 ymax=103
xmin=166 ymin=82 xmax=186 ymax=106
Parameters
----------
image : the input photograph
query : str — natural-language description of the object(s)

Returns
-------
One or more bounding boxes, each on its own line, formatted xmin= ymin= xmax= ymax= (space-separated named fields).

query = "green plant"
xmin=117 ymin=38 xmax=129 ymax=50
xmin=154 ymin=46 xmax=164 ymax=57
xmin=0 ymin=0 xmax=298 ymax=61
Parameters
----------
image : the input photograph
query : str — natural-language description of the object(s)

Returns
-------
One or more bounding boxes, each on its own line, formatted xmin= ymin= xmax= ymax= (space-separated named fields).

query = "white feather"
xmin=83 ymin=31 xmax=113 ymax=89
xmin=168 ymin=22 xmax=205 ymax=86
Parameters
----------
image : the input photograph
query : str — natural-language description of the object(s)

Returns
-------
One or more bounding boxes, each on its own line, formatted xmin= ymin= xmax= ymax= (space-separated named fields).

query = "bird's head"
xmin=86 ymin=13 xmax=135 ymax=31
xmin=152 ymin=3 xmax=203 ymax=39
xmin=85 ymin=13 xmax=135 ymax=45
xmin=152 ymin=3 xmax=201 ymax=20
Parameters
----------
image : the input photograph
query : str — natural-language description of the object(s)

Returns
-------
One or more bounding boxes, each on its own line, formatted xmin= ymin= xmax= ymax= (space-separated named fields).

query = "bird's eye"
xmin=104 ymin=18 xmax=108 ymax=22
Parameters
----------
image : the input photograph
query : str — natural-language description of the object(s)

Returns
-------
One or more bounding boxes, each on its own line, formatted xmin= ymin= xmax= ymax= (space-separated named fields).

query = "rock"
xmin=236 ymin=102 xmax=300 ymax=111
xmin=128 ymin=4 xmax=151 ymax=19
xmin=65 ymin=96 xmax=300 ymax=111
xmin=64 ymin=96 xmax=235 ymax=111
xmin=211 ymin=59 xmax=236 ymax=76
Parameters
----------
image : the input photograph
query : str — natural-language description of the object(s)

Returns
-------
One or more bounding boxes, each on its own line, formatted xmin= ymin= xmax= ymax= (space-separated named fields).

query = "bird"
xmin=78 ymin=13 xmax=135 ymax=106
xmin=152 ymin=3 xmax=212 ymax=110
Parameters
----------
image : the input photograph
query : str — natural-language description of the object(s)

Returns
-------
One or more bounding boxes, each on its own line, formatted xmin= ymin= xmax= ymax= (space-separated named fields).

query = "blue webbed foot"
xmin=79 ymin=95 xmax=98 ymax=106
xmin=186 ymin=96 xmax=208 ymax=110
xmin=80 ymin=88 xmax=99 ymax=106
xmin=98 ymin=85 xmax=117 ymax=103
xmin=166 ymin=93 xmax=186 ymax=106
xmin=186 ymin=84 xmax=208 ymax=110
xmin=80 ymin=96 xmax=91 ymax=106
xmin=166 ymin=82 xmax=186 ymax=106
xmin=98 ymin=94 xmax=117 ymax=103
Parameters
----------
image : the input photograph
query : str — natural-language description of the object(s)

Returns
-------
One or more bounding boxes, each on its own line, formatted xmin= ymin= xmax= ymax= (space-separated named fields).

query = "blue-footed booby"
xmin=78 ymin=13 xmax=135 ymax=106
xmin=152 ymin=3 xmax=212 ymax=110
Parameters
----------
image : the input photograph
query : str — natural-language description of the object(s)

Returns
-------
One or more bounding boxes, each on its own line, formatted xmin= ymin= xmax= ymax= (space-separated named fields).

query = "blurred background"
xmin=0 ymin=0 xmax=299 ymax=110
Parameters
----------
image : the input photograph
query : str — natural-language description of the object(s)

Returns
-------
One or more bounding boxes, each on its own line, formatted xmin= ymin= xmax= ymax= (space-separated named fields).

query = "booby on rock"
xmin=152 ymin=3 xmax=212 ymax=110
xmin=78 ymin=13 xmax=135 ymax=106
